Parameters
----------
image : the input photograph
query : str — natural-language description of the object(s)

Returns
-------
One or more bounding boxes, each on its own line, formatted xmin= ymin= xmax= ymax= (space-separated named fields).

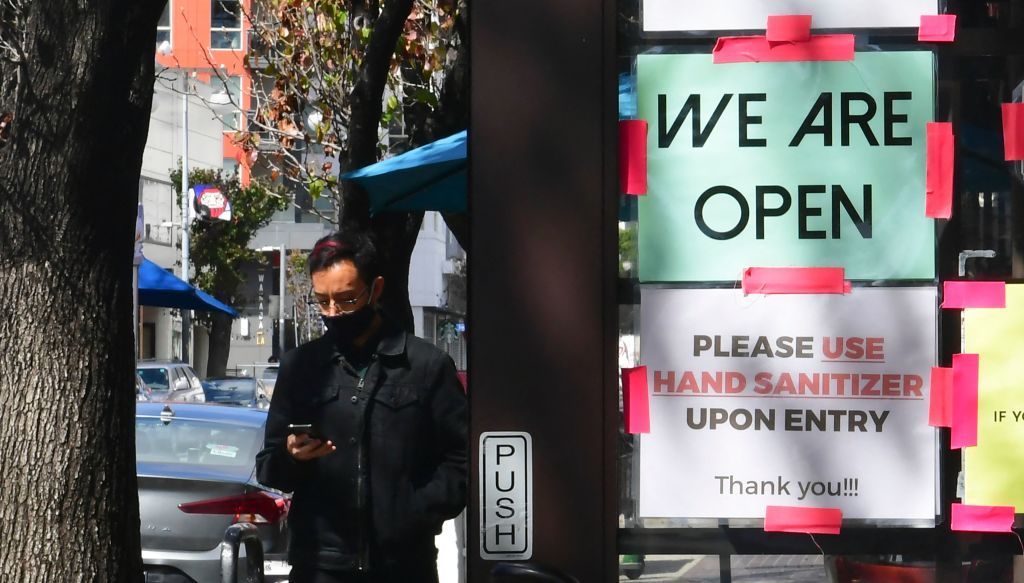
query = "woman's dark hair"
xmin=308 ymin=231 xmax=381 ymax=281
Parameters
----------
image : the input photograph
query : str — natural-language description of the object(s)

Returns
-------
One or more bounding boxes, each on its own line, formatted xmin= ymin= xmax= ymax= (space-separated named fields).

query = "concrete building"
xmin=142 ymin=0 xmax=467 ymax=377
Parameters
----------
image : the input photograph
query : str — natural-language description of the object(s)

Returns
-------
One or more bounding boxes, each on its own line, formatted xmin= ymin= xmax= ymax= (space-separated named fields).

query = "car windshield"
xmin=262 ymin=367 xmax=278 ymax=380
xmin=137 ymin=368 xmax=170 ymax=391
xmin=204 ymin=379 xmax=257 ymax=404
xmin=136 ymin=417 xmax=261 ymax=472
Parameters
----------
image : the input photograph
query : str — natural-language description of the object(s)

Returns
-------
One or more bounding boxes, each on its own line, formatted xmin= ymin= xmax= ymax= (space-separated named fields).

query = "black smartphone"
xmin=287 ymin=423 xmax=322 ymax=440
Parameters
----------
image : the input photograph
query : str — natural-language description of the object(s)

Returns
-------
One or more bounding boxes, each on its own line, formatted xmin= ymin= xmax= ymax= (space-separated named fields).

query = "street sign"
xmin=480 ymin=431 xmax=533 ymax=560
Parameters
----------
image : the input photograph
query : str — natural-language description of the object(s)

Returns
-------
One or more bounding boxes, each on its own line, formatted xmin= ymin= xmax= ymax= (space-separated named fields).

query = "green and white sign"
xmin=637 ymin=52 xmax=935 ymax=282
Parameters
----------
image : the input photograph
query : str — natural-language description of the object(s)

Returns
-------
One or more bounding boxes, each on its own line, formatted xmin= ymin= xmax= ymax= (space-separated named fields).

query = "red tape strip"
xmin=918 ymin=14 xmax=957 ymax=42
xmin=622 ymin=366 xmax=650 ymax=434
xmin=928 ymin=366 xmax=953 ymax=427
xmin=942 ymin=281 xmax=1006 ymax=309
xmin=619 ymin=120 xmax=648 ymax=195
xmin=766 ymin=15 xmax=811 ymax=43
xmin=713 ymin=34 xmax=854 ymax=64
xmin=951 ymin=353 xmax=979 ymax=449
xmin=743 ymin=267 xmax=849 ymax=295
xmin=951 ymin=503 xmax=1014 ymax=533
xmin=925 ymin=122 xmax=954 ymax=219
xmin=1002 ymin=103 xmax=1024 ymax=161
xmin=765 ymin=505 xmax=842 ymax=535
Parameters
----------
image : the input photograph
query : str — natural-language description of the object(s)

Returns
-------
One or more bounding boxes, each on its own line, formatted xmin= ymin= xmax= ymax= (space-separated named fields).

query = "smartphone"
xmin=287 ymin=423 xmax=322 ymax=440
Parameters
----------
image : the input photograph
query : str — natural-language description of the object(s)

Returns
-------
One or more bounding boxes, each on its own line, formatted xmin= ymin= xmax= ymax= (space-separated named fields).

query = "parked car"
xmin=260 ymin=365 xmax=279 ymax=398
xmin=136 ymin=373 xmax=153 ymax=402
xmin=202 ymin=377 xmax=270 ymax=409
xmin=136 ymin=402 xmax=289 ymax=582
xmin=137 ymin=359 xmax=205 ymax=402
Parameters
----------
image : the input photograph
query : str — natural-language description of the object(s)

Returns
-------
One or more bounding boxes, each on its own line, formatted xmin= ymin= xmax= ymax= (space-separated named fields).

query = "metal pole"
xmin=181 ymin=73 xmax=191 ymax=364
xmin=278 ymin=246 xmax=286 ymax=356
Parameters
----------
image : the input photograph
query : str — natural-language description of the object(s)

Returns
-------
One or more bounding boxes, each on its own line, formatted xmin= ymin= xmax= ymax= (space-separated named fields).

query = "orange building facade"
xmin=155 ymin=0 xmax=252 ymax=183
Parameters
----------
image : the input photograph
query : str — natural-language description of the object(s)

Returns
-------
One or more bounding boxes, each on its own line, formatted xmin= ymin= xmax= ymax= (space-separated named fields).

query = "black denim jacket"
xmin=255 ymin=320 xmax=468 ymax=573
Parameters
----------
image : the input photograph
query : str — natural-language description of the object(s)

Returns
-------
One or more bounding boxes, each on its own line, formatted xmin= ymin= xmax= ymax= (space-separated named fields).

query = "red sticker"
xmin=1002 ymin=103 xmax=1024 ymax=161
xmin=942 ymin=281 xmax=1006 ymax=309
xmin=951 ymin=503 xmax=1014 ymax=533
xmin=622 ymin=366 xmax=651 ymax=434
xmin=928 ymin=367 xmax=953 ymax=427
xmin=765 ymin=505 xmax=842 ymax=535
xmin=742 ymin=267 xmax=848 ymax=295
xmin=713 ymin=34 xmax=854 ymax=64
xmin=766 ymin=15 xmax=812 ymax=43
xmin=918 ymin=15 xmax=957 ymax=42
xmin=619 ymin=120 xmax=648 ymax=195
xmin=925 ymin=122 xmax=953 ymax=219
xmin=951 ymin=354 xmax=979 ymax=449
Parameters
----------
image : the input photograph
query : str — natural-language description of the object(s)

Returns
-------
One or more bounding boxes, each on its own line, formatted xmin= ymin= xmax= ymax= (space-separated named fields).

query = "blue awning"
xmin=342 ymin=130 xmax=467 ymax=214
xmin=138 ymin=259 xmax=238 ymax=317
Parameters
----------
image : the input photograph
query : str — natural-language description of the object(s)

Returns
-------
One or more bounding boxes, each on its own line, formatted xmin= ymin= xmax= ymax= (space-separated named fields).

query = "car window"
xmin=184 ymin=368 xmax=202 ymax=390
xmin=204 ymin=379 xmax=257 ymax=404
xmin=135 ymin=417 xmax=261 ymax=475
xmin=137 ymin=368 xmax=170 ymax=391
xmin=262 ymin=367 xmax=278 ymax=380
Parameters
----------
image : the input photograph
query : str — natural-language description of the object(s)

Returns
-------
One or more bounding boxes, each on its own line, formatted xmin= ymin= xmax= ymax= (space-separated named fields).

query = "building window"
xmin=211 ymin=0 xmax=242 ymax=50
xmin=223 ymin=157 xmax=239 ymax=177
xmin=156 ymin=2 xmax=171 ymax=48
xmin=220 ymin=75 xmax=242 ymax=130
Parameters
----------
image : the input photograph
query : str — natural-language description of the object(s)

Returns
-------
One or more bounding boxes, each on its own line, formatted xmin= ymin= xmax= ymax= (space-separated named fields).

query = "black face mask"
xmin=322 ymin=303 xmax=376 ymax=345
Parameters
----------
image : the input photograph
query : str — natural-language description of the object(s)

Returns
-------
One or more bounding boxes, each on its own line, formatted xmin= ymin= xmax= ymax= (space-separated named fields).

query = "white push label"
xmin=479 ymin=431 xmax=533 ymax=560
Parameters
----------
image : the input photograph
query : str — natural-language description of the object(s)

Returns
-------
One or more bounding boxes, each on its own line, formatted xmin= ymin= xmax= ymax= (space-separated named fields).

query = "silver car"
xmin=202 ymin=377 xmax=271 ymax=410
xmin=137 ymin=402 xmax=289 ymax=582
xmin=137 ymin=359 xmax=206 ymax=402
xmin=260 ymin=365 xmax=279 ymax=399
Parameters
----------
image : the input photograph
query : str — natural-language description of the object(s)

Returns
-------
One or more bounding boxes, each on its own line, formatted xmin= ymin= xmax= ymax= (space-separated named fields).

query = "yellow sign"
xmin=964 ymin=284 xmax=1024 ymax=509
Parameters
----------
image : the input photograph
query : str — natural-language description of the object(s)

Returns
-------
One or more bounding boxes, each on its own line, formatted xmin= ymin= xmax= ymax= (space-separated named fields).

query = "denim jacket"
xmin=255 ymin=320 xmax=467 ymax=573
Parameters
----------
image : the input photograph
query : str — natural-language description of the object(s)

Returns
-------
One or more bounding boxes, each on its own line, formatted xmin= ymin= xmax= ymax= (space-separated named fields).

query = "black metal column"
xmin=469 ymin=0 xmax=618 ymax=580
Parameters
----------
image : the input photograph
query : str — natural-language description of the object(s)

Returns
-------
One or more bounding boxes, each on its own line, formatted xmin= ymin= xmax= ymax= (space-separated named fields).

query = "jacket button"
xmin=349 ymin=437 xmax=357 ymax=445
xmin=350 ymin=396 xmax=358 ymax=403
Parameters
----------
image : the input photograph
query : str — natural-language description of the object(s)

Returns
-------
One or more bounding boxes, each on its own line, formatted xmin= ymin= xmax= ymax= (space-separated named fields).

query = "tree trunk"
xmin=372 ymin=211 xmax=424 ymax=332
xmin=437 ymin=0 xmax=469 ymax=252
xmin=341 ymin=0 xmax=419 ymax=332
xmin=206 ymin=311 xmax=234 ymax=378
xmin=0 ymin=1 xmax=163 ymax=580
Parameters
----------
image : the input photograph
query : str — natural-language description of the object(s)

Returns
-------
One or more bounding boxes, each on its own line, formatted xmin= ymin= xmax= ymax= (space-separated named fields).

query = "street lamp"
xmin=259 ymin=245 xmax=287 ymax=358
xmin=159 ymin=43 xmax=236 ymax=363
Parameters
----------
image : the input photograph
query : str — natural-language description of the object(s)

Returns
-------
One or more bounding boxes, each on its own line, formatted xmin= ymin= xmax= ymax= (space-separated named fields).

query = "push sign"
xmin=479 ymin=432 xmax=533 ymax=560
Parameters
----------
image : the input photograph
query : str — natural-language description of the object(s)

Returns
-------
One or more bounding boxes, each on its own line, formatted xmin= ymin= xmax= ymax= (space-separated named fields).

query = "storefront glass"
xmin=617 ymin=1 xmax=1024 ymax=580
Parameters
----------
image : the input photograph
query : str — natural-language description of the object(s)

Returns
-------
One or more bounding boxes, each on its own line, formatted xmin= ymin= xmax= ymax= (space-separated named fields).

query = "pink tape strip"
xmin=942 ymin=281 xmax=1006 ymax=309
xmin=951 ymin=354 xmax=979 ymax=449
xmin=766 ymin=15 xmax=812 ymax=43
xmin=742 ymin=267 xmax=848 ymax=295
xmin=765 ymin=505 xmax=842 ymax=535
xmin=951 ymin=503 xmax=1014 ymax=533
xmin=918 ymin=14 xmax=957 ymax=42
xmin=622 ymin=366 xmax=650 ymax=434
xmin=713 ymin=34 xmax=854 ymax=64
xmin=1003 ymin=103 xmax=1024 ymax=161
xmin=928 ymin=366 xmax=953 ymax=428
xmin=619 ymin=120 xmax=648 ymax=195
xmin=925 ymin=122 xmax=954 ymax=219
